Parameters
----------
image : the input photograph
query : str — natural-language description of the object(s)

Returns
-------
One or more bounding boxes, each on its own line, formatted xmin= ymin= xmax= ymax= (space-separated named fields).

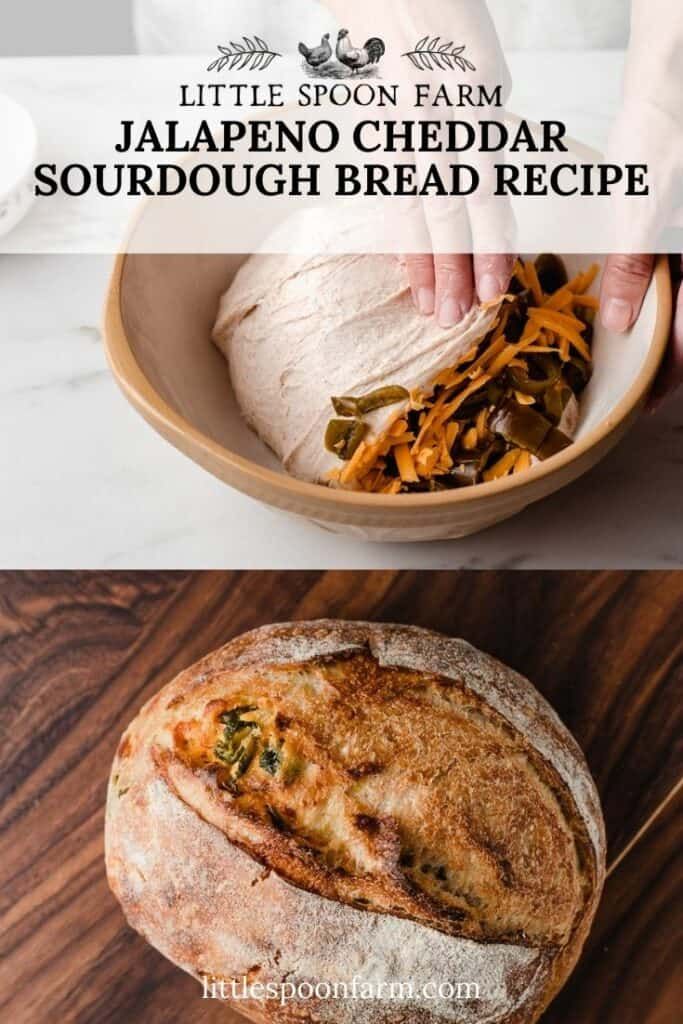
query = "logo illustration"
xmin=299 ymin=29 xmax=386 ymax=79
xmin=402 ymin=37 xmax=476 ymax=73
xmin=207 ymin=37 xmax=281 ymax=73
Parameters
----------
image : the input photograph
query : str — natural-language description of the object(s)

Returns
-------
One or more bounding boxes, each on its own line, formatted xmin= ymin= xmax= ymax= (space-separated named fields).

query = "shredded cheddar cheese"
xmin=324 ymin=256 xmax=598 ymax=494
xmin=483 ymin=448 xmax=522 ymax=481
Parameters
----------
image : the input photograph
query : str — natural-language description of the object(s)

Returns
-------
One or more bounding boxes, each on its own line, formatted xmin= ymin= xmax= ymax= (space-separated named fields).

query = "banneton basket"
xmin=104 ymin=245 xmax=670 ymax=542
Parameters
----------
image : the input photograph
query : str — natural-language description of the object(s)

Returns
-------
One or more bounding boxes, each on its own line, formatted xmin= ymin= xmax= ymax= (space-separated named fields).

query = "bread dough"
xmin=213 ymin=211 xmax=499 ymax=484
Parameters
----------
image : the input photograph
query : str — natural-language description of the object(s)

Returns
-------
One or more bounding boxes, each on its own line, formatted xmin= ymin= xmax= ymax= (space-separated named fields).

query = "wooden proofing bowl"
xmin=104 ymin=249 xmax=671 ymax=542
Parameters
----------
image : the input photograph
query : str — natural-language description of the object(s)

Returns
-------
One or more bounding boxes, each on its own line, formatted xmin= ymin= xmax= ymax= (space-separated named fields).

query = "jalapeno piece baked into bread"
xmin=105 ymin=621 xmax=605 ymax=1024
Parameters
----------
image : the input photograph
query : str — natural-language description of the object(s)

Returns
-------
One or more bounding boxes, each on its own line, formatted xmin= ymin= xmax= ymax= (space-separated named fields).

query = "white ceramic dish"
xmin=0 ymin=95 xmax=37 ymax=238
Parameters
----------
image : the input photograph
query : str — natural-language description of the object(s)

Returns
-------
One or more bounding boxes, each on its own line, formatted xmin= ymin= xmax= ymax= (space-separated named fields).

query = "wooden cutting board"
xmin=0 ymin=571 xmax=680 ymax=1023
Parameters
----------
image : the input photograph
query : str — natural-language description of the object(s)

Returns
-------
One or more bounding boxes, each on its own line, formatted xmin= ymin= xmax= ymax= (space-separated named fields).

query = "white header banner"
xmin=1 ymin=0 xmax=681 ymax=255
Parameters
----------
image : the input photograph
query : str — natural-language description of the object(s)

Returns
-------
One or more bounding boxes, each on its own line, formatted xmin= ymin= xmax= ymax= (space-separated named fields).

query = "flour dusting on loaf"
xmin=106 ymin=621 xmax=605 ymax=1024
xmin=116 ymin=780 xmax=547 ymax=1024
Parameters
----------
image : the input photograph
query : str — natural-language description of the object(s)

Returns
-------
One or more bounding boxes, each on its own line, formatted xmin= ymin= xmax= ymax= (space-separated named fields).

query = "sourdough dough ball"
xmin=213 ymin=212 xmax=498 ymax=483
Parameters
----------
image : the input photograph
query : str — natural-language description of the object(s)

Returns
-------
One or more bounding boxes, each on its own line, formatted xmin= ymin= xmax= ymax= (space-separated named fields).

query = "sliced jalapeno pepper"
xmin=331 ymin=385 xmax=409 ymax=418
xmin=490 ymin=400 xmax=552 ymax=455
xmin=325 ymin=418 xmax=367 ymax=461
xmin=331 ymin=396 xmax=361 ymax=417
xmin=487 ymin=379 xmax=506 ymax=406
xmin=508 ymin=359 xmax=560 ymax=396
xmin=357 ymin=385 xmax=409 ymax=415
xmin=537 ymin=426 xmax=573 ymax=460
xmin=543 ymin=382 xmax=573 ymax=424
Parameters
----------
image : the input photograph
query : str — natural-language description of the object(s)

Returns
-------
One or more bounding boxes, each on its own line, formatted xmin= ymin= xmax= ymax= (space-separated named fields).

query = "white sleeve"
xmin=623 ymin=0 xmax=683 ymax=123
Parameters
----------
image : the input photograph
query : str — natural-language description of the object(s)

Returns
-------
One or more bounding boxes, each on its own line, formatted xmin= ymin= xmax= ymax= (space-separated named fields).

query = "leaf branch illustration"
xmin=207 ymin=37 xmax=281 ymax=73
xmin=402 ymin=37 xmax=476 ymax=73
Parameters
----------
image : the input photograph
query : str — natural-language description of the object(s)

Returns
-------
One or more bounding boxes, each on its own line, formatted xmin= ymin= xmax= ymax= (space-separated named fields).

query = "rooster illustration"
xmin=336 ymin=29 xmax=386 ymax=74
xmin=298 ymin=33 xmax=333 ymax=69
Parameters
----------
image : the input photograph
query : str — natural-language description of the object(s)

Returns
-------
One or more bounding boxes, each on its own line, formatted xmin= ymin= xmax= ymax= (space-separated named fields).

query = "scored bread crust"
xmin=105 ymin=621 xmax=606 ymax=1024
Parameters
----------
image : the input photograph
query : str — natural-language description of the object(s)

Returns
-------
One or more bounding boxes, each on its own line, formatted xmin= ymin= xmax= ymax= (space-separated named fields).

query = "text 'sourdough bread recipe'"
xmin=105 ymin=621 xmax=606 ymax=1024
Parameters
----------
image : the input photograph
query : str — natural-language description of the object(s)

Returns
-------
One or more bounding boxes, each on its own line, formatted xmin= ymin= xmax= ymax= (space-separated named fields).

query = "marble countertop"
xmin=1 ymin=54 xmax=681 ymax=568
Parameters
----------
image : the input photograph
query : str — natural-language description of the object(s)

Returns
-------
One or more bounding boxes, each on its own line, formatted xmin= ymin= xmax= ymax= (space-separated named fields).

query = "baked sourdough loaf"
xmin=105 ymin=621 xmax=605 ymax=1024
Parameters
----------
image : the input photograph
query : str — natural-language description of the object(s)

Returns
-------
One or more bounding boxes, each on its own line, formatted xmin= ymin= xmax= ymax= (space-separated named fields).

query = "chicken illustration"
xmin=298 ymin=33 xmax=333 ymax=68
xmin=336 ymin=29 xmax=386 ymax=74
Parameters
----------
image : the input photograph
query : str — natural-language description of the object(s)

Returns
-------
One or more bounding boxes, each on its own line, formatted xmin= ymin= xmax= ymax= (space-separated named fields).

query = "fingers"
xmin=404 ymin=253 xmax=514 ymax=324
xmin=647 ymin=255 xmax=683 ymax=411
xmin=600 ymin=254 xmax=655 ymax=333
xmin=473 ymin=254 xmax=515 ymax=304
xmin=434 ymin=254 xmax=474 ymax=328
xmin=403 ymin=254 xmax=435 ymax=316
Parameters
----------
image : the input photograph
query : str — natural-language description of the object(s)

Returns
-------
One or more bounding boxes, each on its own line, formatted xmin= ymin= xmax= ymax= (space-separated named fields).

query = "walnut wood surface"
xmin=0 ymin=571 xmax=680 ymax=1023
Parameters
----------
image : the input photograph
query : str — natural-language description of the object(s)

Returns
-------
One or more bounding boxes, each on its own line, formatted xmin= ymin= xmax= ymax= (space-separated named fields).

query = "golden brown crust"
xmin=105 ymin=621 xmax=605 ymax=1024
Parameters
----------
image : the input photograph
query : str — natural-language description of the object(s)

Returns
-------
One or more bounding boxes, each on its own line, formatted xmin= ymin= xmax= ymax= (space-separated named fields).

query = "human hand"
xmin=600 ymin=254 xmax=683 ymax=410
xmin=396 ymin=0 xmax=513 ymax=328
xmin=404 ymin=252 xmax=515 ymax=326
xmin=318 ymin=0 xmax=513 ymax=327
